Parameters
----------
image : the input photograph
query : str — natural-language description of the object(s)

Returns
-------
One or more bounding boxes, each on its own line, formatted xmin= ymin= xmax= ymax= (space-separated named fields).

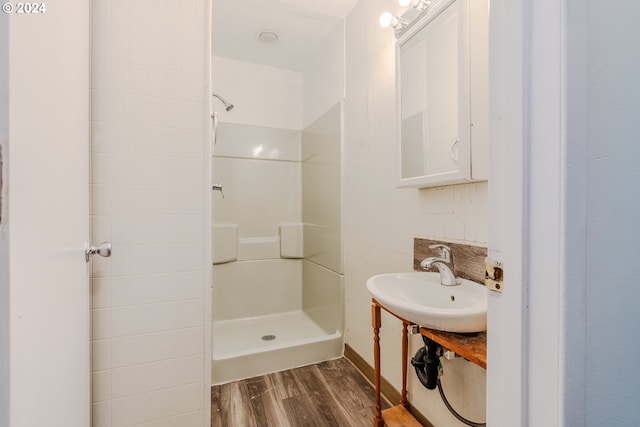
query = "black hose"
xmin=412 ymin=336 xmax=486 ymax=426
xmin=437 ymin=378 xmax=486 ymax=427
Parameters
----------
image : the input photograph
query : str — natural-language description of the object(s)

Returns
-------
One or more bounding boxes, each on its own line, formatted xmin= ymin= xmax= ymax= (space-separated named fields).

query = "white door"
xmin=8 ymin=1 xmax=91 ymax=425
xmin=487 ymin=0 xmax=582 ymax=425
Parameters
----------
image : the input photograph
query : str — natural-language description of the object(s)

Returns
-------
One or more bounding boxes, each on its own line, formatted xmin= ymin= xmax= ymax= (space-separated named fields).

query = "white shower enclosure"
xmin=211 ymin=102 xmax=344 ymax=384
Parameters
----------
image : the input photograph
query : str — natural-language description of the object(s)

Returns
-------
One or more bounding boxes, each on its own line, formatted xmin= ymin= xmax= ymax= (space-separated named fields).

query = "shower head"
xmin=212 ymin=92 xmax=234 ymax=112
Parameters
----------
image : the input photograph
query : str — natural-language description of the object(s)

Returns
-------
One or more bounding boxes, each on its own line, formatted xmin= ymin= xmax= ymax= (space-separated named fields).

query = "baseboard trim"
xmin=344 ymin=344 xmax=434 ymax=427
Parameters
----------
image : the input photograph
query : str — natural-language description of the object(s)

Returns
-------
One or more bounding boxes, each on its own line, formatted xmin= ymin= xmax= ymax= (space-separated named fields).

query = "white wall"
xmin=303 ymin=23 xmax=345 ymax=127
xmin=90 ymin=0 xmax=210 ymax=425
xmin=212 ymin=22 xmax=341 ymax=130
xmin=343 ymin=0 xmax=487 ymax=425
xmin=212 ymin=56 xmax=303 ymax=129
xmin=584 ymin=1 xmax=640 ymax=424
xmin=0 ymin=10 xmax=9 ymax=426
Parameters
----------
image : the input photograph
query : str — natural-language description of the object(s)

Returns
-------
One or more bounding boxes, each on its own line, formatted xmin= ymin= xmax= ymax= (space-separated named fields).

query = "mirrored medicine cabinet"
xmin=396 ymin=0 xmax=489 ymax=188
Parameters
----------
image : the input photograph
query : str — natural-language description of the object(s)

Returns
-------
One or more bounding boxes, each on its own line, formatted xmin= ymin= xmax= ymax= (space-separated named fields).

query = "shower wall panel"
xmin=213 ymin=157 xmax=300 ymax=238
xmin=213 ymin=259 xmax=303 ymax=321
xmin=212 ymin=122 xmax=302 ymax=253
xmin=210 ymin=58 xmax=344 ymax=384
xmin=214 ymin=123 xmax=301 ymax=160
xmin=302 ymin=103 xmax=343 ymax=274
xmin=302 ymin=260 xmax=344 ymax=334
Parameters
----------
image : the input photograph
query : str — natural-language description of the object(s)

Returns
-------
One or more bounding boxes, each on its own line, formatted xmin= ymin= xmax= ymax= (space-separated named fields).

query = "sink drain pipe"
xmin=411 ymin=335 xmax=440 ymax=390
xmin=411 ymin=335 xmax=486 ymax=427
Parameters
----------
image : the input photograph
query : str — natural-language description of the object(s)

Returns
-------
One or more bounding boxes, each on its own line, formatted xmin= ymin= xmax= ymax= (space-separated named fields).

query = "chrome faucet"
xmin=420 ymin=244 xmax=460 ymax=286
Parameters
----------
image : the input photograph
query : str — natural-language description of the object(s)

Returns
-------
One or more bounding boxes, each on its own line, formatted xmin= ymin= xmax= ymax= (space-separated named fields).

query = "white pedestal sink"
xmin=366 ymin=272 xmax=488 ymax=333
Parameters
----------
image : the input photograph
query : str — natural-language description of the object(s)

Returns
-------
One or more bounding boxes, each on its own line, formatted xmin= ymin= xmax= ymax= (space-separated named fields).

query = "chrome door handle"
xmin=85 ymin=241 xmax=112 ymax=262
xmin=212 ymin=183 xmax=224 ymax=198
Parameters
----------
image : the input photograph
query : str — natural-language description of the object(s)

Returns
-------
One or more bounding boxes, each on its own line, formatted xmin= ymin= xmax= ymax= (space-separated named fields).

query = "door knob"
xmin=212 ymin=183 xmax=224 ymax=198
xmin=85 ymin=241 xmax=112 ymax=262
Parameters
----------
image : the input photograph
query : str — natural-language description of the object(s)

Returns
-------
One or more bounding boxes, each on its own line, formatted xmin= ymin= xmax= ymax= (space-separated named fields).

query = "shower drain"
xmin=261 ymin=334 xmax=276 ymax=341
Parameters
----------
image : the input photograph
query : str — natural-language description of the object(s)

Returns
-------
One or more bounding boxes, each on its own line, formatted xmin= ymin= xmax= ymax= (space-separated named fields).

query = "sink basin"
xmin=366 ymin=272 xmax=487 ymax=333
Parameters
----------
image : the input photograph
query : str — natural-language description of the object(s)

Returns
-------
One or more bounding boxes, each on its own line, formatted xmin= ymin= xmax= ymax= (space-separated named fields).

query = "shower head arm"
xmin=212 ymin=92 xmax=234 ymax=112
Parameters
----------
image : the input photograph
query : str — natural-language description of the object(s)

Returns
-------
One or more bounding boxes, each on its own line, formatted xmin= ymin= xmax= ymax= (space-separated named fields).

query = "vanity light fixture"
xmin=398 ymin=0 xmax=432 ymax=12
xmin=379 ymin=12 xmax=409 ymax=30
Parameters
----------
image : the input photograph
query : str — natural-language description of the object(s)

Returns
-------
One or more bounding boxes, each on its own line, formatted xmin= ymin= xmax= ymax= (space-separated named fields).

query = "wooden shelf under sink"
xmin=371 ymin=299 xmax=487 ymax=426
xmin=382 ymin=404 xmax=423 ymax=427
xmin=420 ymin=328 xmax=486 ymax=369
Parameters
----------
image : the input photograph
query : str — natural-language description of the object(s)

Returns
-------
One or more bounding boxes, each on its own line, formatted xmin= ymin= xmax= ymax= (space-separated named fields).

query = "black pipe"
xmin=410 ymin=336 xmax=440 ymax=390
xmin=411 ymin=346 xmax=430 ymax=388
xmin=411 ymin=335 xmax=486 ymax=426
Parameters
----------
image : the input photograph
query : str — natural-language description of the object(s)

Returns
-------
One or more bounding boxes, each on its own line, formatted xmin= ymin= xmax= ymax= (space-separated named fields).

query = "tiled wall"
xmin=342 ymin=0 xmax=487 ymax=425
xmin=90 ymin=0 xmax=208 ymax=425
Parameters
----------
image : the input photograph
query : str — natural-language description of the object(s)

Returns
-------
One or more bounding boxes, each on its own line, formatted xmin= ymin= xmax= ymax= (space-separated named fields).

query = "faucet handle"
xmin=428 ymin=244 xmax=452 ymax=262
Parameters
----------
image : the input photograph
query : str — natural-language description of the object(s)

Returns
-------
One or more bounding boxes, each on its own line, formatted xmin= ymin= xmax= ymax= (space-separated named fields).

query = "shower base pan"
xmin=211 ymin=309 xmax=343 ymax=385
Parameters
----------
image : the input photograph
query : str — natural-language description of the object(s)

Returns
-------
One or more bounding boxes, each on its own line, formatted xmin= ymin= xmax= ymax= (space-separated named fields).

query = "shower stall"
xmin=210 ymin=102 xmax=344 ymax=384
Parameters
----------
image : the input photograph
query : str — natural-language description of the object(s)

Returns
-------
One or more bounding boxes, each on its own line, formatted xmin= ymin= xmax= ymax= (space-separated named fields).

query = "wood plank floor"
xmin=211 ymin=358 xmax=390 ymax=427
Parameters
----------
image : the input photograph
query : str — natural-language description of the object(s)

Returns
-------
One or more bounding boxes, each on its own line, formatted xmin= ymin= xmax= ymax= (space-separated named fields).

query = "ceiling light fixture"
xmin=256 ymin=30 xmax=279 ymax=44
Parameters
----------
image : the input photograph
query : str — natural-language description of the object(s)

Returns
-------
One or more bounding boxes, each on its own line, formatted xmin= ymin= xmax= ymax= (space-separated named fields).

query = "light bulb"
xmin=399 ymin=0 xmax=431 ymax=11
xmin=379 ymin=12 xmax=393 ymax=28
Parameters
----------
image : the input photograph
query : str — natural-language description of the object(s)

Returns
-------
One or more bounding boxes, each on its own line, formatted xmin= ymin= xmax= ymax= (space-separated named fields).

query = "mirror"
xmin=397 ymin=0 xmax=477 ymax=188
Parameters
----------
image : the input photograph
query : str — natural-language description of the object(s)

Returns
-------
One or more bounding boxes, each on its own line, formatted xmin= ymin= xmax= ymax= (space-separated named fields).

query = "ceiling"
xmin=212 ymin=0 xmax=360 ymax=72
